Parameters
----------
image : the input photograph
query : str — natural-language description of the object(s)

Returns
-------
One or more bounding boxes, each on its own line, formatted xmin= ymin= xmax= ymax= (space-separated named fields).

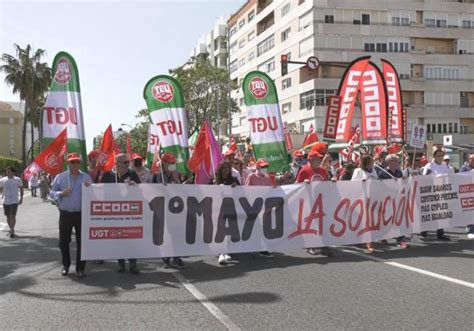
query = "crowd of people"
xmin=1 ymin=140 xmax=473 ymax=278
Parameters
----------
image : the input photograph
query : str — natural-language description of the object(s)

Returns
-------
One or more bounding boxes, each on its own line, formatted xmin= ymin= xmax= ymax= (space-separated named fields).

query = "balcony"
xmin=257 ymin=11 xmax=274 ymax=36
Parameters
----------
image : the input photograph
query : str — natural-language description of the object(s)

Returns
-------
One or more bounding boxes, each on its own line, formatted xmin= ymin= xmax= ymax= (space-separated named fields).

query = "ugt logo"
xmin=45 ymin=153 xmax=60 ymax=168
xmin=152 ymin=81 xmax=174 ymax=103
xmin=249 ymin=77 xmax=268 ymax=99
xmin=54 ymin=58 xmax=71 ymax=84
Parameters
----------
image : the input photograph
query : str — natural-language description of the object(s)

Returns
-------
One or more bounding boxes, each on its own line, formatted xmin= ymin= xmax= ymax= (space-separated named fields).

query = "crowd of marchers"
xmin=1 ymin=141 xmax=473 ymax=278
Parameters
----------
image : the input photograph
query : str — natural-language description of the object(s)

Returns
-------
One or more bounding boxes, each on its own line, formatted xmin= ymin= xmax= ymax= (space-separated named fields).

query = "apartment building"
xmin=227 ymin=0 xmax=474 ymax=155
xmin=190 ymin=16 xmax=229 ymax=69
xmin=0 ymin=101 xmax=23 ymax=159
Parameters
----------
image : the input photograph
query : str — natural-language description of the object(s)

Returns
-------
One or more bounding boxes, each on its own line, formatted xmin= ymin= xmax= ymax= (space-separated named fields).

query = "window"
xmin=300 ymin=89 xmax=336 ymax=109
xmin=257 ymin=34 xmax=275 ymax=56
xmin=392 ymin=17 xmax=400 ymax=26
xmin=364 ymin=43 xmax=375 ymax=52
xmin=462 ymin=20 xmax=472 ymax=29
xmin=281 ymin=3 xmax=290 ymax=17
xmin=267 ymin=61 xmax=275 ymax=72
xmin=239 ymin=58 xmax=246 ymax=67
xmin=239 ymin=38 xmax=246 ymax=48
xmin=248 ymin=31 xmax=255 ymax=42
xmin=401 ymin=18 xmax=409 ymax=26
xmin=362 ymin=14 xmax=370 ymax=25
xmin=282 ymin=102 xmax=291 ymax=114
xmin=281 ymin=28 xmax=291 ymax=42
xmin=325 ymin=15 xmax=334 ymax=23
xmin=425 ymin=19 xmax=435 ymax=27
xmin=436 ymin=19 xmax=447 ymax=28
xmin=282 ymin=77 xmax=292 ymax=90
xmin=248 ymin=10 xmax=255 ymax=22
xmin=239 ymin=20 xmax=245 ymax=29
xmin=248 ymin=51 xmax=255 ymax=62
xmin=229 ymin=41 xmax=237 ymax=54
xmin=230 ymin=59 xmax=238 ymax=73
xmin=230 ymin=25 xmax=237 ymax=36
xmin=299 ymin=10 xmax=312 ymax=30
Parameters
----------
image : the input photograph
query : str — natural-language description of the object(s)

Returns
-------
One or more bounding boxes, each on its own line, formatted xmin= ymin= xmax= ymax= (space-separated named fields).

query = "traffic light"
xmin=281 ymin=54 xmax=288 ymax=76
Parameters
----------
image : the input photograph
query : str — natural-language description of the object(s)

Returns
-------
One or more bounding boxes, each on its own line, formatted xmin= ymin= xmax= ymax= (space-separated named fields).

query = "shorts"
xmin=3 ymin=204 xmax=18 ymax=217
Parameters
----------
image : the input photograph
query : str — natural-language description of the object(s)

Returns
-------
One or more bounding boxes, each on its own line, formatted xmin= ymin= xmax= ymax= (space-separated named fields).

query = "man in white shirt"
xmin=421 ymin=148 xmax=450 ymax=240
xmin=0 ymin=167 xmax=24 ymax=238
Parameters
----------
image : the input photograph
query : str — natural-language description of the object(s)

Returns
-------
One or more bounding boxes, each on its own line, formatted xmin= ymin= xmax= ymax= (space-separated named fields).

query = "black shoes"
xmin=437 ymin=234 xmax=450 ymax=241
xmin=173 ymin=257 xmax=184 ymax=269
xmin=61 ymin=267 xmax=69 ymax=276
xmin=321 ymin=247 xmax=333 ymax=257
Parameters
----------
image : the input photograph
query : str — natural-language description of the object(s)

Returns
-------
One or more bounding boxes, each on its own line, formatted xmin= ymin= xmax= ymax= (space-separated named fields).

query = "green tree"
xmin=1 ymin=44 xmax=52 ymax=165
xmin=169 ymin=55 xmax=238 ymax=135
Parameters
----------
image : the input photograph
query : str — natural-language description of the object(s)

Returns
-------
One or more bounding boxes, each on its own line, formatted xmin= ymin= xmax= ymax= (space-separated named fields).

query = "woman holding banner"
xmin=351 ymin=154 xmax=378 ymax=253
xmin=214 ymin=160 xmax=240 ymax=265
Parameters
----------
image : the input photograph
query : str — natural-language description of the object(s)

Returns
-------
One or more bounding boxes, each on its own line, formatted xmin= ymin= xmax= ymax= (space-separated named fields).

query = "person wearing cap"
xmin=295 ymin=143 xmax=333 ymax=257
xmin=460 ymin=154 xmax=474 ymax=239
xmin=291 ymin=150 xmax=306 ymax=179
xmin=131 ymin=154 xmax=153 ymax=183
xmin=224 ymin=150 xmax=242 ymax=184
xmin=87 ymin=150 xmax=102 ymax=183
xmin=0 ymin=166 xmax=23 ymax=239
xmin=50 ymin=153 xmax=92 ymax=278
xmin=420 ymin=147 xmax=450 ymax=240
xmin=442 ymin=154 xmax=455 ymax=173
xmin=152 ymin=153 xmax=185 ymax=269
xmin=101 ymin=153 xmax=142 ymax=274
xmin=244 ymin=159 xmax=275 ymax=258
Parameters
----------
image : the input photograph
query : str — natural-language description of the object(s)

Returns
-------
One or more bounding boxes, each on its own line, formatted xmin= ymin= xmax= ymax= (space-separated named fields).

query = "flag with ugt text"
xmin=41 ymin=52 xmax=87 ymax=171
xmin=143 ymin=75 xmax=190 ymax=175
xmin=34 ymin=128 xmax=67 ymax=176
xmin=242 ymin=71 xmax=290 ymax=173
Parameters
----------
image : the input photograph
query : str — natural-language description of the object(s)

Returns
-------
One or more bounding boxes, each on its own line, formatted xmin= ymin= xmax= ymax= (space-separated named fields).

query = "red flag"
xmin=97 ymin=124 xmax=117 ymax=172
xmin=34 ymin=128 xmax=67 ymax=176
xmin=302 ymin=124 xmax=319 ymax=149
xmin=283 ymin=122 xmax=294 ymax=152
xmin=228 ymin=134 xmax=242 ymax=159
xmin=187 ymin=122 xmax=211 ymax=174
xmin=23 ymin=161 xmax=42 ymax=181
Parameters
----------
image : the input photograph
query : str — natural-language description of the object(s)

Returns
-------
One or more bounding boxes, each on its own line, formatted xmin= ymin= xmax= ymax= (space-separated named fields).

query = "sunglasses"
xmin=69 ymin=161 xmax=80 ymax=164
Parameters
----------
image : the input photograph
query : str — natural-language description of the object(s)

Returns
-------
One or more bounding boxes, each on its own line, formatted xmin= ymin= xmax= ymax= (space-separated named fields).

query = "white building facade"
xmin=227 ymin=0 xmax=474 ymax=151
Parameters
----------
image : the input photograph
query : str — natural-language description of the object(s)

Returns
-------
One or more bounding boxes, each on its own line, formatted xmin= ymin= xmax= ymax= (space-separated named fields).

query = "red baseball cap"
xmin=224 ymin=150 xmax=235 ymax=158
xmin=308 ymin=142 xmax=327 ymax=159
xmin=256 ymin=159 xmax=269 ymax=168
xmin=293 ymin=150 xmax=304 ymax=157
xmin=67 ymin=153 xmax=81 ymax=162
xmin=88 ymin=150 xmax=99 ymax=159
xmin=161 ymin=153 xmax=176 ymax=164
xmin=132 ymin=153 xmax=142 ymax=160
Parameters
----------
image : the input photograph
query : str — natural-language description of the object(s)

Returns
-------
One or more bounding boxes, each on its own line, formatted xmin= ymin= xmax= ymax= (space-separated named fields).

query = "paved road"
xmin=1 ymin=194 xmax=473 ymax=330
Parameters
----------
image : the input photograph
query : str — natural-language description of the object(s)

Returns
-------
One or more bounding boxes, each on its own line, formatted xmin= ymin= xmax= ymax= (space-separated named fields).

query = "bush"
xmin=0 ymin=156 xmax=23 ymax=175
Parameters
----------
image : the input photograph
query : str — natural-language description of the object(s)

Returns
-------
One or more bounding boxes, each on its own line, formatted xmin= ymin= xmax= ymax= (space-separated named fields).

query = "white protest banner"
xmin=82 ymin=173 xmax=473 ymax=260
xmin=409 ymin=124 xmax=427 ymax=149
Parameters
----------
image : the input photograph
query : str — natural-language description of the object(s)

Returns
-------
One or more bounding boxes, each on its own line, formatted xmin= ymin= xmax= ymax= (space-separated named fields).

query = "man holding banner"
xmin=101 ymin=153 xmax=141 ymax=274
xmin=50 ymin=153 xmax=92 ymax=277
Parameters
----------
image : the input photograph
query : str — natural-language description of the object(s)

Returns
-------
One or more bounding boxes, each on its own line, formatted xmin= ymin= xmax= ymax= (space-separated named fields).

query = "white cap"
xmin=443 ymin=155 xmax=450 ymax=160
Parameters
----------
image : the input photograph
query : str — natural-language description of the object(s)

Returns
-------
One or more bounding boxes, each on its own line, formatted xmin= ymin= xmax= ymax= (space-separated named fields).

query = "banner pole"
xmin=411 ymin=147 xmax=417 ymax=172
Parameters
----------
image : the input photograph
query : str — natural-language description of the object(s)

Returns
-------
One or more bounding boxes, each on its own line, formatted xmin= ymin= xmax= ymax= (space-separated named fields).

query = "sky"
xmin=0 ymin=0 xmax=241 ymax=149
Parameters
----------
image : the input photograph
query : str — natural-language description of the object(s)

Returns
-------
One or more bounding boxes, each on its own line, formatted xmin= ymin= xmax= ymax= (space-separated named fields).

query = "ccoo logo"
xmin=54 ymin=58 xmax=71 ymax=84
xmin=152 ymin=81 xmax=174 ymax=103
xmin=249 ymin=77 xmax=268 ymax=99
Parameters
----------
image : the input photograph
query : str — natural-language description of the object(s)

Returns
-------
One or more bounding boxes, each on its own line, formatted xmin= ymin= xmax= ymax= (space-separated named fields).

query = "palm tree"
xmin=1 ymin=44 xmax=52 ymax=165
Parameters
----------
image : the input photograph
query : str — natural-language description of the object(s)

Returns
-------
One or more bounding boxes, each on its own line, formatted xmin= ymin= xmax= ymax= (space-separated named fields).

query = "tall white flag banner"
xmin=82 ymin=173 xmax=474 ymax=260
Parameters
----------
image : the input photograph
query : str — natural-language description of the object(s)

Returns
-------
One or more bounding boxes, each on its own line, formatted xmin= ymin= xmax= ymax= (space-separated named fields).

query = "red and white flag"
xmin=34 ymin=128 xmax=67 ymax=176
xmin=97 ymin=124 xmax=117 ymax=172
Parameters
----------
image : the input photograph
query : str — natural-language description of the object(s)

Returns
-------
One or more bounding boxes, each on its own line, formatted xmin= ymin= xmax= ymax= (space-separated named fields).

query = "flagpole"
xmin=114 ymin=151 xmax=118 ymax=184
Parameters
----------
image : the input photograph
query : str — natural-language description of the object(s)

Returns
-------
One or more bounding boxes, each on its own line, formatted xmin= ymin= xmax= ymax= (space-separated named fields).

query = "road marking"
xmin=171 ymin=272 xmax=241 ymax=331
xmin=340 ymin=248 xmax=474 ymax=289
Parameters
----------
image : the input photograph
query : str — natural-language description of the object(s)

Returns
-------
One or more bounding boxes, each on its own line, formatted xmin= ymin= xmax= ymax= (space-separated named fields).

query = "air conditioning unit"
xmin=353 ymin=19 xmax=361 ymax=25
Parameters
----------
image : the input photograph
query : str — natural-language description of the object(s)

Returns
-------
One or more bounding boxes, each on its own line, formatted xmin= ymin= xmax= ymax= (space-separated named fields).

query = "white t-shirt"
xmin=422 ymin=161 xmax=451 ymax=176
xmin=351 ymin=168 xmax=378 ymax=181
xmin=0 ymin=176 xmax=23 ymax=205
